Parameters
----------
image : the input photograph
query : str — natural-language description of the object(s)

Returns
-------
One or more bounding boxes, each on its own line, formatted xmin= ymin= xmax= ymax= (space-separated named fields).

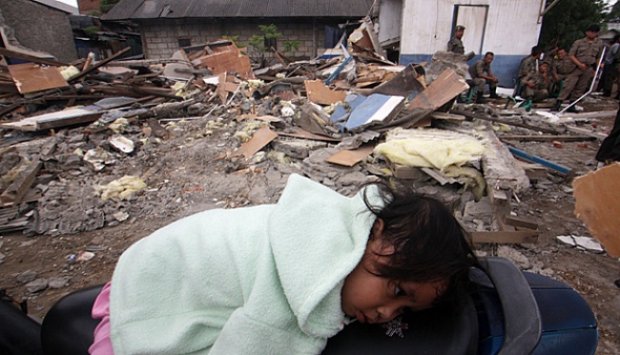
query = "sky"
xmin=57 ymin=0 xmax=78 ymax=8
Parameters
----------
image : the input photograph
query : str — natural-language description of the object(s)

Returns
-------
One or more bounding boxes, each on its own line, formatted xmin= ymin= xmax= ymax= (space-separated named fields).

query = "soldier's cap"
xmin=586 ymin=24 xmax=600 ymax=33
xmin=456 ymin=25 xmax=466 ymax=31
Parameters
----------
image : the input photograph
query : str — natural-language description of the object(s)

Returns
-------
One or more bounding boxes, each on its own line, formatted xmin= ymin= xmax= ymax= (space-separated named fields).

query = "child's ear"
xmin=371 ymin=218 xmax=384 ymax=239
xmin=370 ymin=218 xmax=396 ymax=255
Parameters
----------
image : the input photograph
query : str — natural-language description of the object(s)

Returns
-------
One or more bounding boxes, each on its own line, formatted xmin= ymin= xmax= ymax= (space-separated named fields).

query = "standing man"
xmin=600 ymin=35 xmax=620 ymax=97
xmin=469 ymin=52 xmax=499 ymax=103
xmin=447 ymin=25 xmax=465 ymax=54
xmin=554 ymin=24 xmax=604 ymax=112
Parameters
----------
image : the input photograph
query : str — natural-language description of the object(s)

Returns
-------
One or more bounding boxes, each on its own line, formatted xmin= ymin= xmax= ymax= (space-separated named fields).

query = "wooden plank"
xmin=326 ymin=145 xmax=374 ymax=167
xmin=573 ymin=163 xmax=620 ymax=257
xmin=471 ymin=230 xmax=539 ymax=244
xmin=234 ymin=127 xmax=278 ymax=159
xmin=70 ymin=47 xmax=131 ymax=82
xmin=0 ymin=47 xmax=68 ymax=66
xmin=503 ymin=215 xmax=539 ymax=230
xmin=453 ymin=108 xmax=560 ymax=134
xmin=431 ymin=112 xmax=466 ymax=121
xmin=559 ymin=110 xmax=616 ymax=119
xmin=499 ymin=134 xmax=596 ymax=142
xmin=7 ymin=63 xmax=68 ymax=94
xmin=0 ymin=217 xmax=29 ymax=233
xmin=304 ymin=80 xmax=346 ymax=105
xmin=277 ymin=127 xmax=341 ymax=143
xmin=407 ymin=68 xmax=469 ymax=111
xmin=564 ymin=125 xmax=608 ymax=140
xmin=371 ymin=64 xmax=425 ymax=98
xmin=0 ymin=161 xmax=41 ymax=206
xmin=1 ymin=107 xmax=102 ymax=131
xmin=192 ymin=44 xmax=254 ymax=79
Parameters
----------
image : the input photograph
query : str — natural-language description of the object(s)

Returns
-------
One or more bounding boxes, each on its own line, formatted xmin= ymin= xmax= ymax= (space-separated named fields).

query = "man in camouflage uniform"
xmin=554 ymin=24 xmax=604 ymax=111
xmin=469 ymin=52 xmax=499 ymax=103
xmin=447 ymin=25 xmax=465 ymax=54
xmin=600 ymin=35 xmax=620 ymax=97
xmin=552 ymin=48 xmax=576 ymax=80
xmin=518 ymin=46 xmax=543 ymax=81
xmin=521 ymin=62 xmax=555 ymax=102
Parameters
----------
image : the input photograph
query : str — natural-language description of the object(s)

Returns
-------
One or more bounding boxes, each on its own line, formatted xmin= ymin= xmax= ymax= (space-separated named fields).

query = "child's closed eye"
xmin=393 ymin=284 xmax=406 ymax=297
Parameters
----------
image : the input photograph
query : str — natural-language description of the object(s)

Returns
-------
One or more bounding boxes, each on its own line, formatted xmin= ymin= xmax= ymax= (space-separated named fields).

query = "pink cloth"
xmin=89 ymin=282 xmax=114 ymax=355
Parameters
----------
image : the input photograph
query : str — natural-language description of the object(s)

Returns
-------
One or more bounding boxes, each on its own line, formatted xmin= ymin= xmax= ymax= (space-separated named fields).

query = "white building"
xmin=379 ymin=0 xmax=545 ymax=86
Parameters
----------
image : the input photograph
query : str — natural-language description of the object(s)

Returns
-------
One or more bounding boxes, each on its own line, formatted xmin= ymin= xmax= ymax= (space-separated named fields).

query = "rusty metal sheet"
xmin=7 ymin=63 xmax=68 ymax=94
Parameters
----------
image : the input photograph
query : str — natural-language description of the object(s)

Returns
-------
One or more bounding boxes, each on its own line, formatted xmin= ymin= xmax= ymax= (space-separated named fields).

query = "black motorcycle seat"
xmin=40 ymin=285 xmax=103 ymax=355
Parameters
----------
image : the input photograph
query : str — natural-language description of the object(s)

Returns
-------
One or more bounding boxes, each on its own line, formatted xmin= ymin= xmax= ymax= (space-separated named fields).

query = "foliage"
xmin=83 ymin=26 xmax=100 ymax=38
xmin=283 ymin=40 xmax=301 ymax=54
xmin=608 ymin=1 xmax=620 ymax=21
xmin=539 ymin=0 xmax=608 ymax=50
xmin=248 ymin=24 xmax=283 ymax=52
xmin=247 ymin=24 xmax=284 ymax=65
xmin=101 ymin=0 xmax=121 ymax=13
xmin=221 ymin=35 xmax=240 ymax=47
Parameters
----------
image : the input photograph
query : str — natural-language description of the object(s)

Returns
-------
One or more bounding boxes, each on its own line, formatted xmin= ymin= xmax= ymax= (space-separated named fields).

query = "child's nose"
xmin=377 ymin=304 xmax=403 ymax=322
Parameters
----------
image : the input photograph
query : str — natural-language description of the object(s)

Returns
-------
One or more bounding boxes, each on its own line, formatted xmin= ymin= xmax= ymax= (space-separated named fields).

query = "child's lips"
xmin=356 ymin=310 xmax=368 ymax=323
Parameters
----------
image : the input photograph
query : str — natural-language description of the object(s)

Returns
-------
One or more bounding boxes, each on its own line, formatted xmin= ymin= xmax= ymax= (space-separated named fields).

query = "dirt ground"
xmin=1 ymin=97 xmax=619 ymax=354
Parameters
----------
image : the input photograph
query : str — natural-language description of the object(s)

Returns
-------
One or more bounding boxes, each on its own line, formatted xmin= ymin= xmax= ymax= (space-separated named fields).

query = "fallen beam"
xmin=453 ymin=109 xmax=560 ymax=134
xmin=500 ymin=134 xmax=596 ymax=142
xmin=471 ymin=230 xmax=539 ymax=244
xmin=70 ymin=47 xmax=131 ymax=82
xmin=0 ymin=161 xmax=42 ymax=206
xmin=507 ymin=146 xmax=572 ymax=175
xmin=0 ymin=47 xmax=68 ymax=66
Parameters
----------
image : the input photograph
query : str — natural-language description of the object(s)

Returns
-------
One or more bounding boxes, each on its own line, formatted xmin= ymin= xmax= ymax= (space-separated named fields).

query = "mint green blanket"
xmin=110 ymin=174 xmax=378 ymax=354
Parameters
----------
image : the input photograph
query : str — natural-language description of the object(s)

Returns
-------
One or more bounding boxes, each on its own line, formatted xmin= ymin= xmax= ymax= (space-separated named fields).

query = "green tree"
xmin=539 ymin=0 xmax=607 ymax=50
xmin=101 ymin=0 xmax=121 ymax=13
xmin=607 ymin=1 xmax=620 ymax=21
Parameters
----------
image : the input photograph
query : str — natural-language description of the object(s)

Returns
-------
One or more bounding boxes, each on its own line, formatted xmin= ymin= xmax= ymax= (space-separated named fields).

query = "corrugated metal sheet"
xmin=103 ymin=0 xmax=373 ymax=20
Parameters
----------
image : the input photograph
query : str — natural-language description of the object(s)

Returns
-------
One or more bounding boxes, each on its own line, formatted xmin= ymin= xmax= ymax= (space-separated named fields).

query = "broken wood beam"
xmin=503 ymin=215 xmax=539 ymax=230
xmin=452 ymin=109 xmax=560 ymax=134
xmin=471 ymin=230 xmax=539 ymax=244
xmin=0 ymin=161 xmax=42 ymax=206
xmin=499 ymin=134 xmax=596 ymax=142
xmin=0 ymin=47 xmax=68 ymax=67
xmin=70 ymin=47 xmax=131 ymax=82
xmin=87 ymin=85 xmax=180 ymax=100
xmin=564 ymin=125 xmax=608 ymax=140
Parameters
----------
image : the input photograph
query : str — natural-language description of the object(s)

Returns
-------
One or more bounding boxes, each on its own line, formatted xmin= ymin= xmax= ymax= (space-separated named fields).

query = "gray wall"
xmin=0 ymin=0 xmax=77 ymax=62
xmin=139 ymin=19 xmax=329 ymax=60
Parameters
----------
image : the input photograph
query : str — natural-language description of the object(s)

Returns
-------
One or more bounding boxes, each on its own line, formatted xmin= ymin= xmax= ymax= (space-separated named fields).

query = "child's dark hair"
xmin=363 ymin=182 xmax=479 ymax=307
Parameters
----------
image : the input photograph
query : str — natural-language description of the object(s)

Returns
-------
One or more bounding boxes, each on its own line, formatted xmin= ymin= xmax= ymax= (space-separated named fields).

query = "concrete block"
xmin=272 ymin=138 xmax=327 ymax=159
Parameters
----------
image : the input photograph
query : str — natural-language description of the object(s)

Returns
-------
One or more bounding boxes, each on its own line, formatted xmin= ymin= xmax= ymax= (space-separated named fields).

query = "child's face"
xmin=341 ymin=220 xmax=448 ymax=324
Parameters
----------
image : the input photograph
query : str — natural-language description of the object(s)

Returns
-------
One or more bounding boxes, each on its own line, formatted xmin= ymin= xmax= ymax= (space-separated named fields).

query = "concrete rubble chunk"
xmin=25 ymin=278 xmax=48 ymax=293
xmin=16 ymin=270 xmax=38 ymax=284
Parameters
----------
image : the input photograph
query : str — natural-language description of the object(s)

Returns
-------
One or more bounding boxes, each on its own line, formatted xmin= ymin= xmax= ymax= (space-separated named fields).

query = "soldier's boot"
xmin=475 ymin=92 xmax=486 ymax=104
xmin=552 ymin=99 xmax=562 ymax=112
xmin=489 ymin=86 xmax=499 ymax=99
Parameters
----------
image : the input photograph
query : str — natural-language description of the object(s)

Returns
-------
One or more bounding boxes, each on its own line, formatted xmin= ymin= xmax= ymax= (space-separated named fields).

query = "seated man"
xmin=469 ymin=52 xmax=499 ymax=103
xmin=521 ymin=62 xmax=555 ymax=102
xmin=519 ymin=46 xmax=543 ymax=81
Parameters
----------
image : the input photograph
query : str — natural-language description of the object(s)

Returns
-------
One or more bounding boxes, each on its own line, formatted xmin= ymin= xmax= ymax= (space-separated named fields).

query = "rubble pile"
xmin=0 ymin=22 xmax=613 ymax=249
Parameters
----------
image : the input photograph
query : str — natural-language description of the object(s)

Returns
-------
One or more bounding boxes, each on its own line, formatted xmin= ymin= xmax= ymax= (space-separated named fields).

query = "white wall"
xmin=400 ymin=0 xmax=543 ymax=56
xmin=378 ymin=0 xmax=403 ymax=45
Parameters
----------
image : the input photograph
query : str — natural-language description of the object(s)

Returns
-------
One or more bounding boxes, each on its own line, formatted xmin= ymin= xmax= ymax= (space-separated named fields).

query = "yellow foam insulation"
xmin=374 ymin=129 xmax=484 ymax=172
xmin=96 ymin=175 xmax=147 ymax=201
